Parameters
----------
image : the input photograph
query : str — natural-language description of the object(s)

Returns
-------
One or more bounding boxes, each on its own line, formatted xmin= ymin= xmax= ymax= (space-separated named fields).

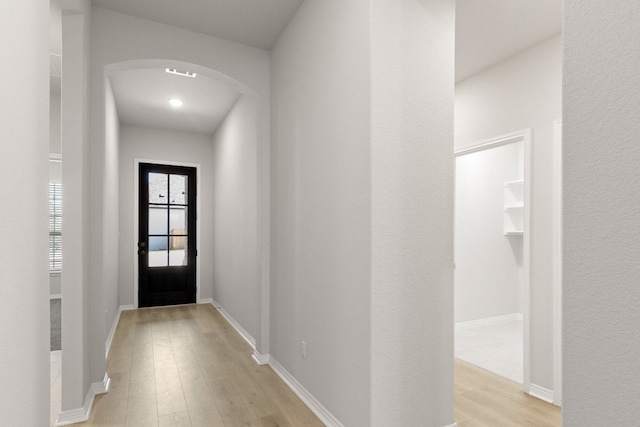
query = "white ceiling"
xmin=91 ymin=0 xmax=304 ymax=50
xmin=54 ymin=0 xmax=562 ymax=129
xmin=456 ymin=0 xmax=562 ymax=82
xmin=109 ymin=68 xmax=240 ymax=136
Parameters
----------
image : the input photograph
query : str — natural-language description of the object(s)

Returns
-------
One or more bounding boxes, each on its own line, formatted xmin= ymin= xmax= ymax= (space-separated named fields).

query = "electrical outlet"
xmin=301 ymin=341 xmax=307 ymax=360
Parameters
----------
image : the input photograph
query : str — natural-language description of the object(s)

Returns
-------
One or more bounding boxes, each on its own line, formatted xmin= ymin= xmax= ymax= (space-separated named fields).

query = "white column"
xmin=60 ymin=0 xmax=92 ymax=413
xmin=0 ymin=0 xmax=50 ymax=425
xmin=563 ymin=0 xmax=640 ymax=424
xmin=370 ymin=0 xmax=456 ymax=425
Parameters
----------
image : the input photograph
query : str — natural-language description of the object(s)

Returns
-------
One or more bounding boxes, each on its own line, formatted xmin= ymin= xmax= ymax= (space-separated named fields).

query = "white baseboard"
xmin=105 ymin=305 xmax=135 ymax=359
xmin=55 ymin=374 xmax=110 ymax=426
xmin=209 ymin=299 xmax=257 ymax=349
xmin=206 ymin=300 xmax=340 ymax=424
xmin=206 ymin=301 xmax=269 ymax=367
xmin=529 ymin=383 xmax=555 ymax=404
xmin=269 ymin=358 xmax=343 ymax=427
xmin=455 ymin=313 xmax=523 ymax=331
xmin=50 ymin=294 xmax=62 ymax=300
xmin=252 ymin=350 xmax=270 ymax=365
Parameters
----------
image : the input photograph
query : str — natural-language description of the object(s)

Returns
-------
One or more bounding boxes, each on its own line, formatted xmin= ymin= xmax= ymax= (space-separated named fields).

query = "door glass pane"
xmin=169 ymin=207 xmax=187 ymax=235
xmin=170 ymin=174 xmax=187 ymax=205
xmin=148 ymin=207 xmax=168 ymax=235
xmin=148 ymin=236 xmax=168 ymax=267
xmin=149 ymin=173 xmax=168 ymax=204
xmin=169 ymin=236 xmax=188 ymax=266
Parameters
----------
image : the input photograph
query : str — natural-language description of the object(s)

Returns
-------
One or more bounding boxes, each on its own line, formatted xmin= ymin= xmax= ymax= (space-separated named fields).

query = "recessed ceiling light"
xmin=166 ymin=68 xmax=196 ymax=78
xmin=169 ymin=98 xmax=184 ymax=107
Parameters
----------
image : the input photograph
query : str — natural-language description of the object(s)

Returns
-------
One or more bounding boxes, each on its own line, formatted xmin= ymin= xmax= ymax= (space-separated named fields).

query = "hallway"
xmin=69 ymin=304 xmax=321 ymax=426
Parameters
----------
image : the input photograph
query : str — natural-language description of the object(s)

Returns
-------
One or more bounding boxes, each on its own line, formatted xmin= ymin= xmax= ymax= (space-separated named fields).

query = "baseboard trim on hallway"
xmin=54 ymin=374 xmax=110 ymax=426
xmin=207 ymin=299 xmax=341 ymax=424
xmin=252 ymin=350 xmax=270 ymax=365
xmin=455 ymin=313 xmax=523 ymax=331
xmin=209 ymin=299 xmax=257 ymax=349
xmin=105 ymin=304 xmax=135 ymax=358
xmin=206 ymin=300 xmax=272 ymax=368
xmin=269 ymin=358 xmax=343 ymax=427
xmin=529 ymin=383 xmax=555 ymax=404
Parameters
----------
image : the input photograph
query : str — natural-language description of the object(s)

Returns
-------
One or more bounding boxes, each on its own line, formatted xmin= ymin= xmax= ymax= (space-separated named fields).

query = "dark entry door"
xmin=139 ymin=163 xmax=197 ymax=307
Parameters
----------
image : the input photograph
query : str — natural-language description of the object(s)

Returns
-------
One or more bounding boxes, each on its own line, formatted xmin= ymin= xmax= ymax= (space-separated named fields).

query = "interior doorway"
xmin=454 ymin=0 xmax=562 ymax=408
xmin=138 ymin=162 xmax=197 ymax=307
xmin=454 ymin=130 xmax=531 ymax=388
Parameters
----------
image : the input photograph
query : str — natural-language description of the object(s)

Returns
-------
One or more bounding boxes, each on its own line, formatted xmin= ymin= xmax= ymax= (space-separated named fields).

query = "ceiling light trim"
xmin=166 ymin=68 xmax=197 ymax=78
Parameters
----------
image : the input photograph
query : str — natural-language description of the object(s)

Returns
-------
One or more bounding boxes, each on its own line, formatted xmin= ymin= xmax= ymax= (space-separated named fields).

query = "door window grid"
xmin=147 ymin=172 xmax=188 ymax=267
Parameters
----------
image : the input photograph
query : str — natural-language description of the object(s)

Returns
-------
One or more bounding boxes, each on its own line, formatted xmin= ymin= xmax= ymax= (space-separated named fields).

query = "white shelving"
xmin=504 ymin=179 xmax=524 ymax=236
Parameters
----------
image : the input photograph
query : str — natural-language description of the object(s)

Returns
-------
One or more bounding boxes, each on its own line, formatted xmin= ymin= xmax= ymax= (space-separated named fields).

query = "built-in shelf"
xmin=505 ymin=205 xmax=524 ymax=211
xmin=504 ymin=179 xmax=524 ymax=187
xmin=504 ymin=180 xmax=524 ymax=236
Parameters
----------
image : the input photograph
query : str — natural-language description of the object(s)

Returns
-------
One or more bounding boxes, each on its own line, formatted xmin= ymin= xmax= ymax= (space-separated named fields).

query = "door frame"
xmin=454 ymin=128 xmax=532 ymax=393
xmin=133 ymin=158 xmax=202 ymax=308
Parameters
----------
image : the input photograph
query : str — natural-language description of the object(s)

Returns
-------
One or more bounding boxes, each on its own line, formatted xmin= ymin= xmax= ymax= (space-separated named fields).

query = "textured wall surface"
xmin=370 ymin=0 xmax=455 ymax=425
xmin=60 ymin=0 xmax=93 ymax=410
xmin=455 ymin=35 xmax=562 ymax=389
xmin=563 ymin=1 xmax=640 ymax=424
xmin=271 ymin=0 xmax=372 ymax=424
xmin=212 ymin=95 xmax=260 ymax=341
xmin=0 ymin=1 xmax=50 ymax=424
xmin=103 ymin=80 xmax=120 ymax=344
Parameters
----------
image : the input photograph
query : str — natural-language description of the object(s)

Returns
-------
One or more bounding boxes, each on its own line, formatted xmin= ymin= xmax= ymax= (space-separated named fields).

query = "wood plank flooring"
xmin=70 ymin=304 xmax=322 ymax=426
xmin=66 ymin=303 xmax=560 ymax=426
xmin=455 ymin=359 xmax=561 ymax=426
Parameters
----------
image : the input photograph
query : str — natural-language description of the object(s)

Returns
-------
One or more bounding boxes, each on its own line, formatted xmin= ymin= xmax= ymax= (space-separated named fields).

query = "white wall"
xmin=455 ymin=35 xmax=562 ymax=389
xmin=103 ymin=80 xmax=120 ymax=341
xmin=60 ymin=0 xmax=92 ymax=411
xmin=272 ymin=0 xmax=455 ymax=424
xmin=211 ymin=95 xmax=259 ymax=340
xmin=119 ymin=125 xmax=215 ymax=306
xmin=563 ymin=1 xmax=640 ymax=424
xmin=0 ymin=1 xmax=50 ymax=424
xmin=50 ymin=90 xmax=61 ymax=154
xmin=455 ymin=143 xmax=523 ymax=323
xmin=50 ymin=274 xmax=62 ymax=295
xmin=271 ymin=1 xmax=372 ymax=424
xmin=370 ymin=1 xmax=455 ymax=424
xmin=89 ymin=5 xmax=270 ymax=390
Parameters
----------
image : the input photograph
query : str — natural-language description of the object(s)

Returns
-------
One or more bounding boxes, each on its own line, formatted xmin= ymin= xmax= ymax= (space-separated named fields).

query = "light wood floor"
xmin=455 ymin=359 xmax=561 ymax=426
xmin=65 ymin=303 xmax=559 ymax=426
xmin=70 ymin=304 xmax=322 ymax=426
